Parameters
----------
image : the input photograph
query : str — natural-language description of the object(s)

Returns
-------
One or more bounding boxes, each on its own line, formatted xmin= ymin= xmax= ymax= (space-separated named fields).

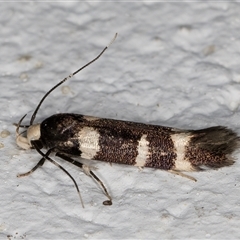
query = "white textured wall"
xmin=1 ymin=2 xmax=240 ymax=239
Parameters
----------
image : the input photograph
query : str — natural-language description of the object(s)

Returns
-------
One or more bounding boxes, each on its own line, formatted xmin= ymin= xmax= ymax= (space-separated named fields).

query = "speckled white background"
xmin=1 ymin=2 xmax=240 ymax=239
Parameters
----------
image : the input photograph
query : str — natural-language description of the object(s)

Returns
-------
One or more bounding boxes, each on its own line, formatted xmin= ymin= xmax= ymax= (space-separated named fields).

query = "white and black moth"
xmin=16 ymin=33 xmax=239 ymax=207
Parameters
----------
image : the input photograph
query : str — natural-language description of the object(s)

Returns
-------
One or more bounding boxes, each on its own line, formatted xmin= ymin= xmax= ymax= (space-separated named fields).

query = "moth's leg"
xmin=55 ymin=152 xmax=112 ymax=206
xmin=168 ymin=170 xmax=197 ymax=182
xmin=29 ymin=141 xmax=84 ymax=208
xmin=17 ymin=148 xmax=53 ymax=177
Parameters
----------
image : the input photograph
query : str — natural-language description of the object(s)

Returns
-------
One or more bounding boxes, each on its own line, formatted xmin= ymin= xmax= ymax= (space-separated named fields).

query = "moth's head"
xmin=16 ymin=115 xmax=41 ymax=150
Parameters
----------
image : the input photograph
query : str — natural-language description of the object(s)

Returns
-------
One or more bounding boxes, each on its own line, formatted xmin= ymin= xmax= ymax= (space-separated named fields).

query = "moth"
xmin=16 ymin=33 xmax=239 ymax=207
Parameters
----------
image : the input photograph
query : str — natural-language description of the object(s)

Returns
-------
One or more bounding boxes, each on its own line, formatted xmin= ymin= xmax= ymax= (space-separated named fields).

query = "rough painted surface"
xmin=1 ymin=2 xmax=240 ymax=239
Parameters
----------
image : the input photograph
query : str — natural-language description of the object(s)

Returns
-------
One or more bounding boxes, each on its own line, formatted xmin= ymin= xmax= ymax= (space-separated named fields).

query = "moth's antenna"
xmin=16 ymin=114 xmax=27 ymax=137
xmin=30 ymin=33 xmax=118 ymax=125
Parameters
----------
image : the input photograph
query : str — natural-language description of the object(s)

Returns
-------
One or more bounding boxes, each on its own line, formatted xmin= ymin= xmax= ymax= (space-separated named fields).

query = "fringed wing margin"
xmin=186 ymin=126 xmax=239 ymax=169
